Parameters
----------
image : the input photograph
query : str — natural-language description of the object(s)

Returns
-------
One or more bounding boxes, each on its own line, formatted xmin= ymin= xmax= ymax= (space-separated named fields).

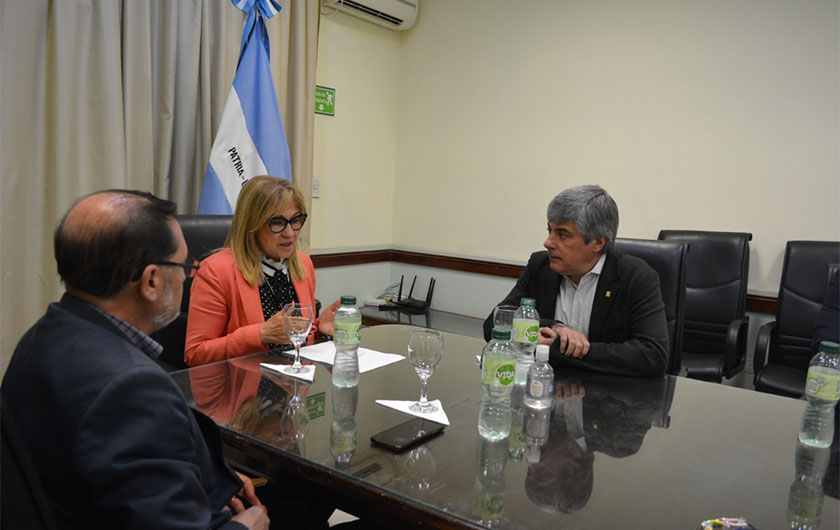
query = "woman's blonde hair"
xmin=225 ymin=176 xmax=308 ymax=285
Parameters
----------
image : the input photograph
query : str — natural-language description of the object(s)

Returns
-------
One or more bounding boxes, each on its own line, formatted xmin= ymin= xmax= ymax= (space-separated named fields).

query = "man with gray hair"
xmin=483 ymin=185 xmax=669 ymax=376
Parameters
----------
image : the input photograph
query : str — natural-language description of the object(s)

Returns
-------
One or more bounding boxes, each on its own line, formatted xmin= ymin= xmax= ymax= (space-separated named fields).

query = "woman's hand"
xmin=317 ymin=298 xmax=341 ymax=336
xmin=259 ymin=311 xmax=290 ymax=345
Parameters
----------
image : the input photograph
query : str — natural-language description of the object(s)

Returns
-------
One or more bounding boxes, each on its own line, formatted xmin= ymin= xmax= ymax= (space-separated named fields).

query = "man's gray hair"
xmin=547 ymin=185 xmax=619 ymax=253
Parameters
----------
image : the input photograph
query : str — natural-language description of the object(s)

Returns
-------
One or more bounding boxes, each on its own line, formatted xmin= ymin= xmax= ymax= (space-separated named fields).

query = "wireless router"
xmin=378 ymin=274 xmax=435 ymax=314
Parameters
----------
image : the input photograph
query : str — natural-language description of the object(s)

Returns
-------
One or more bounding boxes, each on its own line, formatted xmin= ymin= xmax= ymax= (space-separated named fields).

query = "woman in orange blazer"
xmin=185 ymin=176 xmax=339 ymax=366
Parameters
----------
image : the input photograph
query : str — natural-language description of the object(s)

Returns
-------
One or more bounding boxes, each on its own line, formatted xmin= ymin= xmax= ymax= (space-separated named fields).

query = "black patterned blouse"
xmin=258 ymin=258 xmax=298 ymax=355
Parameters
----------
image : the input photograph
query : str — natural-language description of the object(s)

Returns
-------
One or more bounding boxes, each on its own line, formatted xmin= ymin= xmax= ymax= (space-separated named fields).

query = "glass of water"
xmin=407 ymin=329 xmax=444 ymax=413
xmin=282 ymin=303 xmax=314 ymax=375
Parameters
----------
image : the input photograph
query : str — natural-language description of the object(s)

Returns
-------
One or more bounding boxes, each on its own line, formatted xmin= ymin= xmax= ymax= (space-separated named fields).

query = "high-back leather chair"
xmin=1 ymin=399 xmax=57 ymax=530
xmin=812 ymin=263 xmax=840 ymax=354
xmin=152 ymin=215 xmax=233 ymax=371
xmin=753 ymin=241 xmax=840 ymax=397
xmin=614 ymin=238 xmax=688 ymax=376
xmin=658 ymin=230 xmax=752 ymax=382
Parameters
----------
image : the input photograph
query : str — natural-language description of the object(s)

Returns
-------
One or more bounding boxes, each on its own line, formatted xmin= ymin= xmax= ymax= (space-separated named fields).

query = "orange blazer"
xmin=185 ymin=248 xmax=319 ymax=366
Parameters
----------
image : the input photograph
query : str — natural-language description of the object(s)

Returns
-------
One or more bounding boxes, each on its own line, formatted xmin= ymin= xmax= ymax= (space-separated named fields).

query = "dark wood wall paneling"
xmin=311 ymin=249 xmax=778 ymax=314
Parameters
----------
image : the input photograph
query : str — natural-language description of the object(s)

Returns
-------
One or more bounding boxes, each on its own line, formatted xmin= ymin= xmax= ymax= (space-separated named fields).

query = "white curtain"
xmin=0 ymin=0 xmax=320 ymax=373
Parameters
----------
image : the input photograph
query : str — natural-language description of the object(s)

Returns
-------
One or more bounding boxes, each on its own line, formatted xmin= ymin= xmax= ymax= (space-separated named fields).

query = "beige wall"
xmin=310 ymin=12 xmax=401 ymax=250
xmin=314 ymin=0 xmax=840 ymax=293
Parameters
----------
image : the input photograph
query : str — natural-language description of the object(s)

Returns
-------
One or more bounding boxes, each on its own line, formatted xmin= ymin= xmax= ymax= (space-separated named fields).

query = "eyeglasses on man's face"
xmin=266 ymin=213 xmax=307 ymax=233
xmin=155 ymin=258 xmax=200 ymax=279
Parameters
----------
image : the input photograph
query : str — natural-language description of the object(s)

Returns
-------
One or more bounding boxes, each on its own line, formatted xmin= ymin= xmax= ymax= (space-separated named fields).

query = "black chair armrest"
xmin=753 ymin=320 xmax=777 ymax=379
xmin=723 ymin=316 xmax=749 ymax=379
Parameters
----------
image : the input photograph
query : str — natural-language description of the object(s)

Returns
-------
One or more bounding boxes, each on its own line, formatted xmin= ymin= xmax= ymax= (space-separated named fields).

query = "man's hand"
xmin=556 ymin=379 xmax=586 ymax=401
xmin=228 ymin=472 xmax=262 ymax=513
xmin=539 ymin=324 xmax=590 ymax=358
xmin=231 ymin=506 xmax=270 ymax=530
xmin=316 ymin=298 xmax=341 ymax=336
xmin=537 ymin=326 xmax=557 ymax=345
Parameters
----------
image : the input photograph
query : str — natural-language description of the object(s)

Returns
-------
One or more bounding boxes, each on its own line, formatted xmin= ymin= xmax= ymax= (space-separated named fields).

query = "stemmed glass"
xmin=281 ymin=379 xmax=310 ymax=456
xmin=282 ymin=303 xmax=314 ymax=375
xmin=408 ymin=329 xmax=444 ymax=413
xmin=401 ymin=444 xmax=436 ymax=491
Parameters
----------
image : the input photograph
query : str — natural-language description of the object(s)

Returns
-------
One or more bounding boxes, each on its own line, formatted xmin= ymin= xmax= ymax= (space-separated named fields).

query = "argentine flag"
xmin=197 ymin=0 xmax=292 ymax=214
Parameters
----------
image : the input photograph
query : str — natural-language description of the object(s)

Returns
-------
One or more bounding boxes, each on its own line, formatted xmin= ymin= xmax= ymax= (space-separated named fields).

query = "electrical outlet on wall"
xmin=312 ymin=177 xmax=321 ymax=198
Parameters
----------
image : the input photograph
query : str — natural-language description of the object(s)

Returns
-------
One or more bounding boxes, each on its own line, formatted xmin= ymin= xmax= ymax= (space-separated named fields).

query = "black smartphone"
xmin=370 ymin=418 xmax=445 ymax=452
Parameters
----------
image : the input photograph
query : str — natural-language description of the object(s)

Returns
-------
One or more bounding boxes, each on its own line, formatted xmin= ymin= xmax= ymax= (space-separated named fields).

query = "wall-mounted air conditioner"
xmin=322 ymin=0 xmax=418 ymax=31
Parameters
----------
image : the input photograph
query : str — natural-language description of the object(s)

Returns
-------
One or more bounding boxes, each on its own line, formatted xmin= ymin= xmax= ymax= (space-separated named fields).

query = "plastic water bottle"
xmin=523 ymin=403 xmax=551 ymax=464
xmin=512 ymin=298 xmax=539 ymax=385
xmin=798 ymin=341 xmax=840 ymax=448
xmin=507 ymin=384 xmax=526 ymax=461
xmin=473 ymin=437 xmax=508 ymax=526
xmin=787 ymin=441 xmax=831 ymax=530
xmin=332 ymin=295 xmax=361 ymax=387
xmin=330 ymin=384 xmax=359 ymax=469
xmin=478 ymin=328 xmax=515 ymax=440
xmin=524 ymin=344 xmax=554 ymax=409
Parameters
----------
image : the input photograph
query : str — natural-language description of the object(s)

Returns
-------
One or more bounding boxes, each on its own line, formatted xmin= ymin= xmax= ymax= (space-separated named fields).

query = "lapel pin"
xmin=605 ymin=291 xmax=611 ymax=298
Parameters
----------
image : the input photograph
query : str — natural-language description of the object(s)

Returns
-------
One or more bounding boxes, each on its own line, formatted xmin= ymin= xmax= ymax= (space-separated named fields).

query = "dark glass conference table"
xmin=170 ymin=325 xmax=839 ymax=529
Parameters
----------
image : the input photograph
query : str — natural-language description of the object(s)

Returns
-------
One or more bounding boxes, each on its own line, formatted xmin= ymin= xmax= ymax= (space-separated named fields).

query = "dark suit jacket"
xmin=484 ymin=251 xmax=668 ymax=376
xmin=1 ymin=294 xmax=246 ymax=530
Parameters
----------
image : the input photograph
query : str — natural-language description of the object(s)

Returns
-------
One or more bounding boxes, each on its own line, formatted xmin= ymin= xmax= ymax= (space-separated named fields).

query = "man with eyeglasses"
xmin=2 ymin=190 xmax=270 ymax=529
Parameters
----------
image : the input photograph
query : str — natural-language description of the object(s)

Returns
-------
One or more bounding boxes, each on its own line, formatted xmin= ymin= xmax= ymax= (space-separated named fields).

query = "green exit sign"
xmin=315 ymin=85 xmax=335 ymax=116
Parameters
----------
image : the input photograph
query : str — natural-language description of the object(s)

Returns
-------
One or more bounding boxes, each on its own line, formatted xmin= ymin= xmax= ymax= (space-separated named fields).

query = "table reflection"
xmin=188 ymin=355 xmax=313 ymax=455
xmin=330 ymin=384 xmax=359 ymax=468
xmin=523 ymin=374 xmax=672 ymax=514
xmin=168 ymin=325 xmax=839 ymax=529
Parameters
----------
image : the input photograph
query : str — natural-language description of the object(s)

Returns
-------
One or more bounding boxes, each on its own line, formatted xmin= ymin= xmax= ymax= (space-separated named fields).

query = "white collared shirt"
xmin=554 ymin=253 xmax=606 ymax=338
xmin=261 ymin=255 xmax=288 ymax=278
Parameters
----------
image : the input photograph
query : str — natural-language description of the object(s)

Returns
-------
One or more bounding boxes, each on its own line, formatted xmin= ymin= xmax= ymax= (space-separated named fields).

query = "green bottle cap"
xmin=819 ymin=341 xmax=840 ymax=354
xmin=340 ymin=295 xmax=356 ymax=306
xmin=521 ymin=298 xmax=536 ymax=308
xmin=491 ymin=328 xmax=511 ymax=341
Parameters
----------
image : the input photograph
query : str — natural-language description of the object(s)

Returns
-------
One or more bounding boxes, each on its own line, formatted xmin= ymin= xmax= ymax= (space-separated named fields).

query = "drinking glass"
xmin=282 ymin=303 xmax=314 ymax=375
xmin=401 ymin=445 xmax=436 ymax=491
xmin=493 ymin=305 xmax=518 ymax=332
xmin=280 ymin=380 xmax=310 ymax=455
xmin=408 ymin=329 xmax=444 ymax=413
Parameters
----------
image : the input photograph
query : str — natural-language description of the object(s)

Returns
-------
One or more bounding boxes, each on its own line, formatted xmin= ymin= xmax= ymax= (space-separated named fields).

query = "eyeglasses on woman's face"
xmin=266 ymin=213 xmax=307 ymax=233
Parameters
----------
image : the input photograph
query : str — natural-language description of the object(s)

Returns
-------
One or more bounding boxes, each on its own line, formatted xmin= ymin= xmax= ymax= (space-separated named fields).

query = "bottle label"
xmin=474 ymin=492 xmax=505 ymax=519
xmin=787 ymin=490 xmax=823 ymax=522
xmin=805 ymin=367 xmax=840 ymax=400
xmin=512 ymin=318 xmax=538 ymax=344
xmin=508 ymin=425 xmax=525 ymax=448
xmin=334 ymin=321 xmax=361 ymax=345
xmin=482 ymin=359 xmax=515 ymax=387
xmin=529 ymin=380 xmax=544 ymax=397
xmin=330 ymin=428 xmax=357 ymax=453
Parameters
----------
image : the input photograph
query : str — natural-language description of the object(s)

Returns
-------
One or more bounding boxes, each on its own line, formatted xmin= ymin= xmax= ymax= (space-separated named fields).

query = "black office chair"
xmin=1 ymin=399 xmax=58 ymax=530
xmin=614 ymin=238 xmax=688 ymax=376
xmin=753 ymin=241 xmax=840 ymax=398
xmin=152 ymin=215 xmax=233 ymax=372
xmin=658 ymin=230 xmax=752 ymax=382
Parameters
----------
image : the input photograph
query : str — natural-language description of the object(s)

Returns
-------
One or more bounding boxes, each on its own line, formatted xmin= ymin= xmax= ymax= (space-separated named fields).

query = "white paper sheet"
xmin=375 ymin=399 xmax=450 ymax=426
xmin=297 ymin=341 xmax=404 ymax=373
xmin=259 ymin=363 xmax=316 ymax=382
